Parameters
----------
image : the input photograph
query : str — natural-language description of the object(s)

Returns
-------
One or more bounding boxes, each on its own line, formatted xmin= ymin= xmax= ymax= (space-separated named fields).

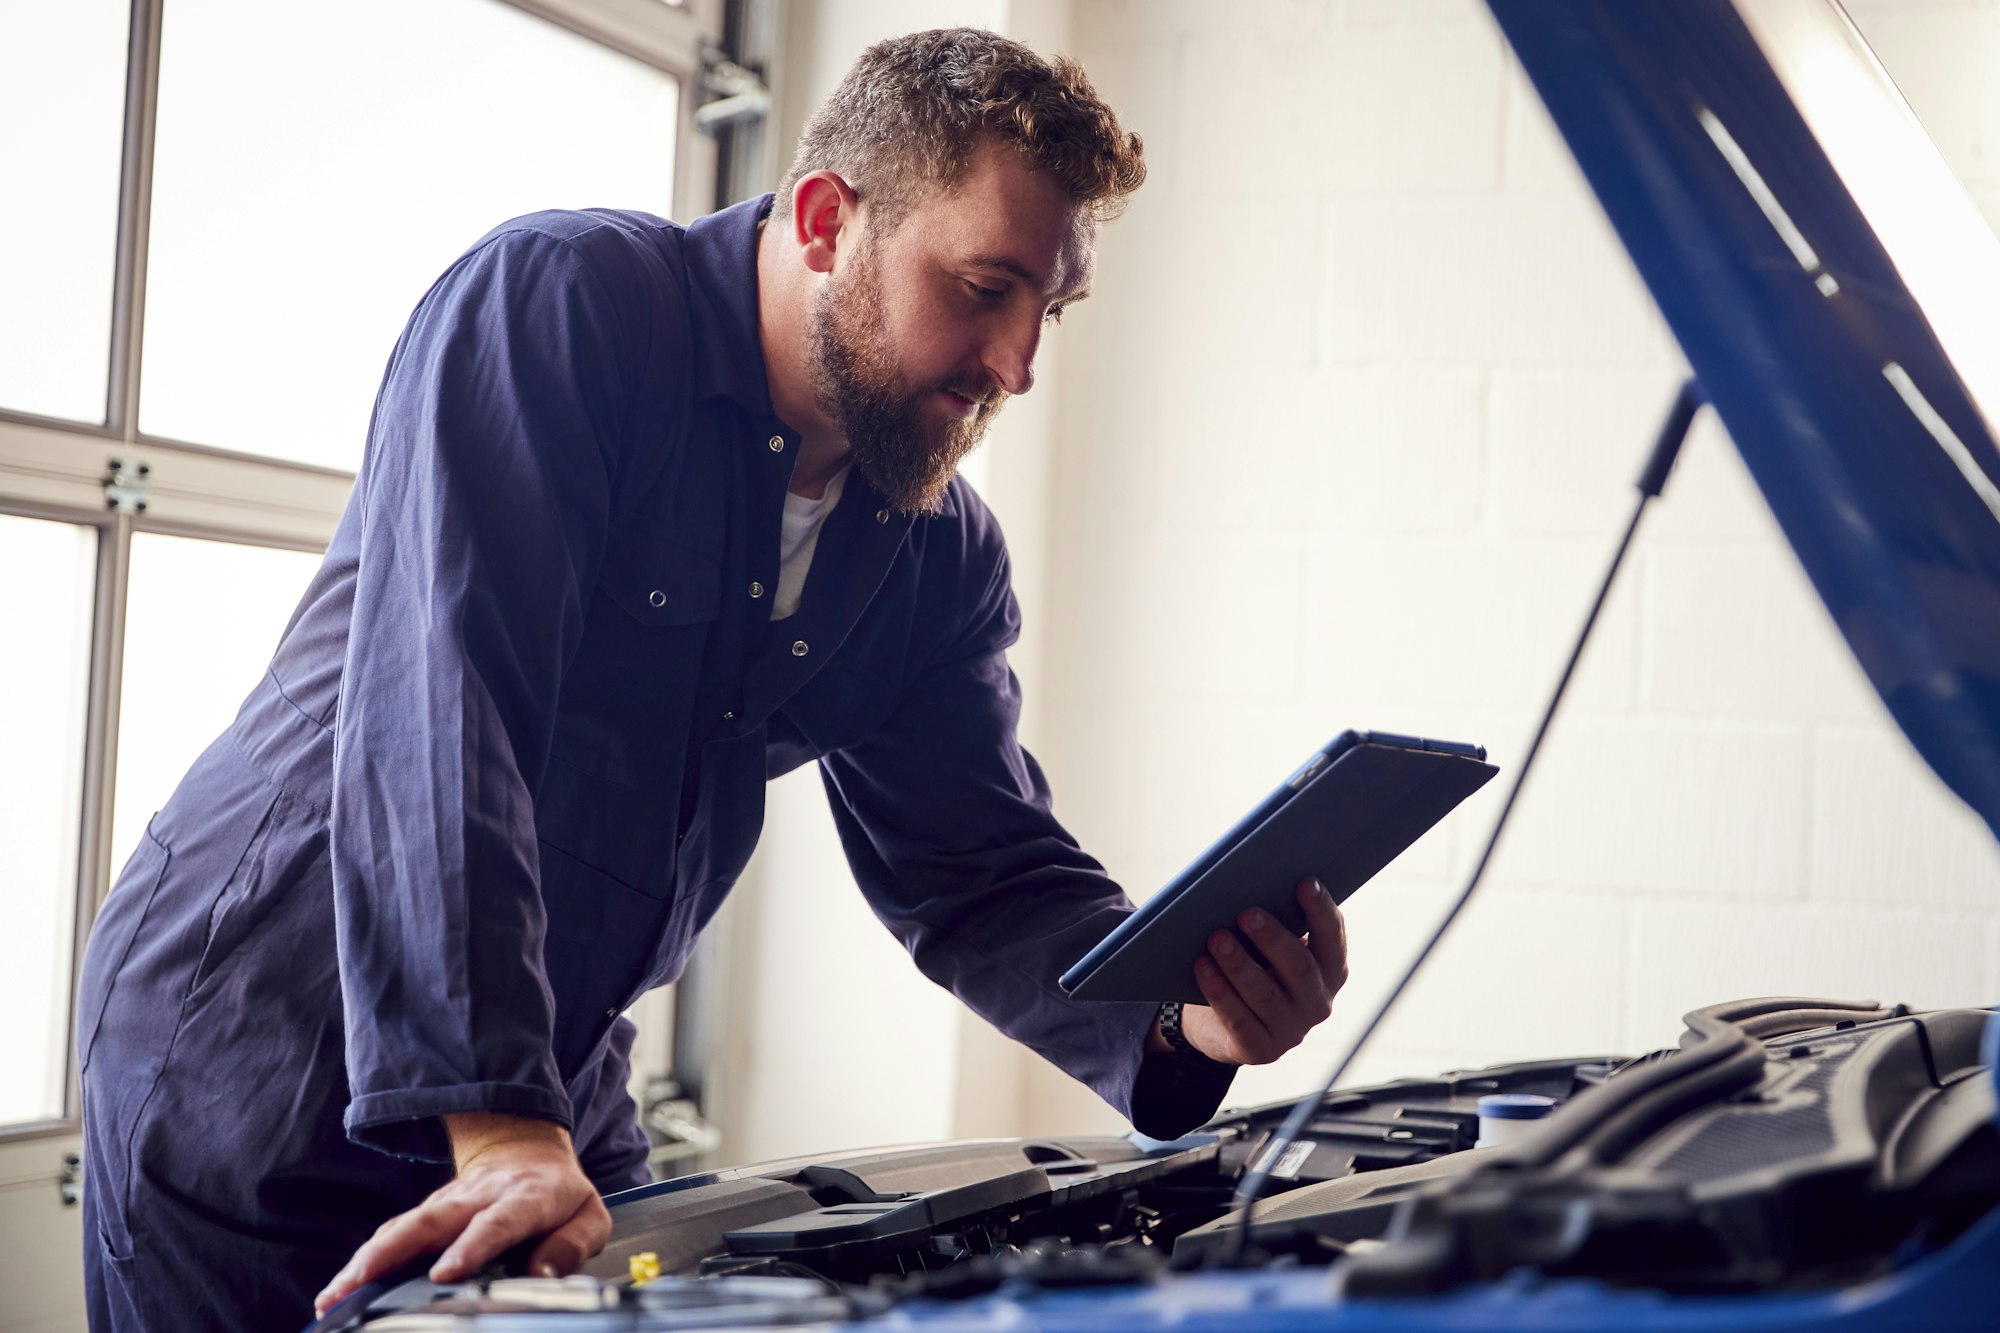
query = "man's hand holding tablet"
xmin=1146 ymin=876 xmax=1350 ymax=1065
xmin=1063 ymin=732 xmax=1498 ymax=1072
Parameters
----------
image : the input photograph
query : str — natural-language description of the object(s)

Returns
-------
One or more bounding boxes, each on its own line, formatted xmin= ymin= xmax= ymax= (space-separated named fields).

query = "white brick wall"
xmin=1016 ymin=0 xmax=2000 ymax=1131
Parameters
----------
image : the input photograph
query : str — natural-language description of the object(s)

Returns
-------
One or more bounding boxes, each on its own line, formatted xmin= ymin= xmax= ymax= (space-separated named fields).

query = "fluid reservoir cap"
xmin=1476 ymin=1093 xmax=1558 ymax=1121
xmin=1475 ymin=1093 xmax=1558 ymax=1150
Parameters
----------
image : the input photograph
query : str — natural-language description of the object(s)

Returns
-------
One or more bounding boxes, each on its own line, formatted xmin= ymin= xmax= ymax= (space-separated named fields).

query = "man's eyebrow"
xmin=968 ymin=255 xmax=1091 ymax=302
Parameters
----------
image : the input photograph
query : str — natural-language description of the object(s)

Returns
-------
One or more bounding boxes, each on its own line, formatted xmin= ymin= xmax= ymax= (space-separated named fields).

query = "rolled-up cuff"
xmin=345 ymin=1081 xmax=574 ymax=1163
xmin=1128 ymin=1049 xmax=1237 ymax=1140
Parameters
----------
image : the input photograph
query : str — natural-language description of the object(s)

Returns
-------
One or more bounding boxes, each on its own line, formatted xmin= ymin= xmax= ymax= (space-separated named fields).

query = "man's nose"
xmin=983 ymin=317 xmax=1040 ymax=398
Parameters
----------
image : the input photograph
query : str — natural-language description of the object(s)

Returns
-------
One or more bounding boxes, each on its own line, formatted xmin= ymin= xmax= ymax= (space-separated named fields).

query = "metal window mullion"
xmin=0 ymin=418 xmax=349 ymax=552
xmin=105 ymin=0 xmax=162 ymax=441
xmin=42 ymin=0 xmax=162 ymax=1134
xmin=63 ymin=512 xmax=136 ymax=1126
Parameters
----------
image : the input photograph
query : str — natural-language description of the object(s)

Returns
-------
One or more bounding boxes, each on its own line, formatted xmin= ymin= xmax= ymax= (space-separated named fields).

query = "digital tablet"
xmin=1059 ymin=730 xmax=1498 ymax=1004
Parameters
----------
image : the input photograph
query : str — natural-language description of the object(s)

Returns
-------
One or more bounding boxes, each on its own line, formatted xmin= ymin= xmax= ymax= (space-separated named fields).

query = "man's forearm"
xmin=444 ymin=1111 xmax=574 ymax=1171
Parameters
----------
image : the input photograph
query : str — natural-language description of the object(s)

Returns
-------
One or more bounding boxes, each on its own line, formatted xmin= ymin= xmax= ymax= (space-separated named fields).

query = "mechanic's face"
xmin=810 ymin=144 xmax=1094 ymax=515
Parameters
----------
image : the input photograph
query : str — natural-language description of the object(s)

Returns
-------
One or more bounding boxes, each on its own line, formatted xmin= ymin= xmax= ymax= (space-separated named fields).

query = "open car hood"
xmin=1488 ymin=0 xmax=2000 ymax=840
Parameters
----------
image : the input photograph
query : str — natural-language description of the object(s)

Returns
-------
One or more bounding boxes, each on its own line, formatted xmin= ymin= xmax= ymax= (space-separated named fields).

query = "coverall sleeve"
xmin=816 ymin=522 xmax=1236 ymax=1141
xmin=332 ymin=225 xmax=636 ymax=1161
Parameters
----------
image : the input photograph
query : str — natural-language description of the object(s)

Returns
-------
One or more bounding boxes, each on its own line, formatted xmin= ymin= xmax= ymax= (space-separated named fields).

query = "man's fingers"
xmin=1193 ymin=957 xmax=1271 ymax=1060
xmin=1300 ymin=878 xmax=1350 ymax=991
xmin=316 ymin=1199 xmax=473 ymax=1314
xmin=432 ymin=1196 xmax=537 ymax=1281
xmin=1237 ymin=905 xmax=1327 ymax=1013
xmin=526 ymin=1196 xmax=612 ymax=1279
xmin=1207 ymin=928 xmax=1285 ymax=1018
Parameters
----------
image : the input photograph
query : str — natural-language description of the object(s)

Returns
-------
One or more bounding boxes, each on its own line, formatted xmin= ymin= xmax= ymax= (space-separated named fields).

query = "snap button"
xmin=647 ymin=590 xmax=666 ymax=608
xmin=749 ymin=581 xmax=765 ymax=598
xmin=876 ymin=509 xmax=890 ymax=524
xmin=768 ymin=435 xmax=785 ymax=452
xmin=723 ymin=710 xmax=735 ymax=720
xmin=791 ymin=640 xmax=809 ymax=657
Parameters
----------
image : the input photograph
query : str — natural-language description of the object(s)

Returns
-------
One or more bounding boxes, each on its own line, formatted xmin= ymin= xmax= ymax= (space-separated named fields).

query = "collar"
xmin=682 ymin=193 xmax=780 ymax=414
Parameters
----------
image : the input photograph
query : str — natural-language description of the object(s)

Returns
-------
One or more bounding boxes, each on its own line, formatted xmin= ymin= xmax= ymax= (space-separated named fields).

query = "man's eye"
xmin=964 ymin=280 xmax=1006 ymax=302
xmin=1044 ymin=305 xmax=1066 ymax=326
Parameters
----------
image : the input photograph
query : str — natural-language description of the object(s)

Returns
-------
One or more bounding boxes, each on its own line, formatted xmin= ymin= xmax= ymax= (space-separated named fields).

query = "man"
xmin=75 ymin=29 xmax=1347 ymax=1331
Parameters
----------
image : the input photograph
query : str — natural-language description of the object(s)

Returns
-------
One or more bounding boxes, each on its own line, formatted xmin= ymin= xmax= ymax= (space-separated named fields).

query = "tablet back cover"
xmin=1064 ymin=741 xmax=1496 ymax=1004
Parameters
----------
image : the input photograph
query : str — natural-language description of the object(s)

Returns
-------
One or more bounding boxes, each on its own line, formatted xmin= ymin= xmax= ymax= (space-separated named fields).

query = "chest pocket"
xmin=539 ymin=539 xmax=723 ymax=894
xmin=605 ymin=540 xmax=722 ymax=627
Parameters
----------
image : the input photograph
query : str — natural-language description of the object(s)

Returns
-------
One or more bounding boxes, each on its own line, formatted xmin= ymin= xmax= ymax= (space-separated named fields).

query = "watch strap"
xmin=1158 ymin=1000 xmax=1213 ymax=1062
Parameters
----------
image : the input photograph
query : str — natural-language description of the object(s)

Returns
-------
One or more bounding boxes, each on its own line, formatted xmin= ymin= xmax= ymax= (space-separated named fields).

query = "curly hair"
xmin=776 ymin=27 xmax=1146 ymax=231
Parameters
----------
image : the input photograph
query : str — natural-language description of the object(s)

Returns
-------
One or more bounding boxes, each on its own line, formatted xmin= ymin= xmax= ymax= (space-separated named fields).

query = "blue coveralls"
xmin=74 ymin=195 xmax=1234 ymax=1330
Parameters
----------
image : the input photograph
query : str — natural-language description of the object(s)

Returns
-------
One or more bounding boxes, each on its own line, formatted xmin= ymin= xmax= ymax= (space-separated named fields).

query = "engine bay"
xmin=314 ymin=998 xmax=2000 ymax=1329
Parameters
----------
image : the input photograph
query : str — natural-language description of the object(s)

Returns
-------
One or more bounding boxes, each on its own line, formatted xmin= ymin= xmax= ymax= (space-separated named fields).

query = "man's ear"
xmin=789 ymin=171 xmax=860 ymax=276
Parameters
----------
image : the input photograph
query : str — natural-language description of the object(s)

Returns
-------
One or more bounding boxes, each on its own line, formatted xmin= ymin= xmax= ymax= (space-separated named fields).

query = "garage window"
xmin=0 ymin=0 xmax=719 ymax=1141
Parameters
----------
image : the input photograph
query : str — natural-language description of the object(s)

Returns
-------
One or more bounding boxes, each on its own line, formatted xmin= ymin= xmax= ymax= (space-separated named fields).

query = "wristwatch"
xmin=1158 ymin=1000 xmax=1216 ymax=1063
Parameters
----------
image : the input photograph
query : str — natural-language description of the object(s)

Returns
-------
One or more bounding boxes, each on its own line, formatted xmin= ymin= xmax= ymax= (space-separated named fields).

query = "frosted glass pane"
xmin=0 ymin=516 xmax=97 ymax=1125
xmin=142 ymin=0 xmax=681 ymax=471
xmin=0 ymin=1 xmax=128 ymax=424
xmin=110 ymin=534 xmax=321 ymax=871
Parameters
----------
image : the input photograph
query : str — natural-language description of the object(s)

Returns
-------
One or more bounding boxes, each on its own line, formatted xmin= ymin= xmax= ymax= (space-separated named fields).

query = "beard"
xmin=808 ymin=242 xmax=1006 ymax=516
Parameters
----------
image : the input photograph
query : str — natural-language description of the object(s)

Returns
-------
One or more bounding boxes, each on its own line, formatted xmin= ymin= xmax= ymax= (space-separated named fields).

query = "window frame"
xmin=0 ymin=0 xmax=722 ymax=1144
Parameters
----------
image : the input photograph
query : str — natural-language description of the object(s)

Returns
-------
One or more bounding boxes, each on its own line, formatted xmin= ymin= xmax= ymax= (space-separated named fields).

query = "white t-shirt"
xmin=772 ymin=464 xmax=850 ymax=620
